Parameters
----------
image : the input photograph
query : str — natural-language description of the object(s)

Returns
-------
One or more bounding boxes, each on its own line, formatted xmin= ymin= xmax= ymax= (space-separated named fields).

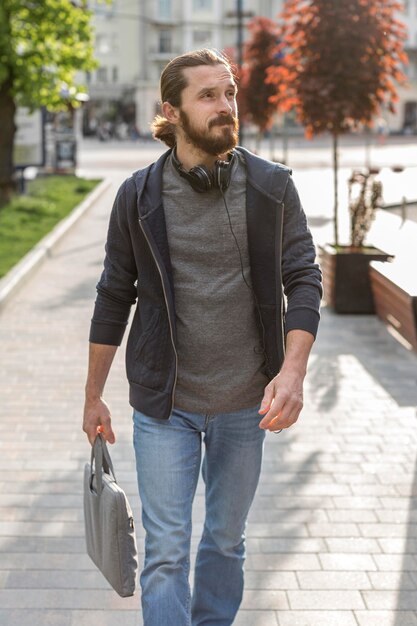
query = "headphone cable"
xmin=220 ymin=188 xmax=273 ymax=377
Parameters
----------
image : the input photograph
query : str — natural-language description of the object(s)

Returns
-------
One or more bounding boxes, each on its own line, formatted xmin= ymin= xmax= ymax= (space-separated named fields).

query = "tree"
xmin=267 ymin=0 xmax=408 ymax=245
xmin=239 ymin=17 xmax=281 ymax=150
xmin=0 ymin=0 xmax=99 ymax=207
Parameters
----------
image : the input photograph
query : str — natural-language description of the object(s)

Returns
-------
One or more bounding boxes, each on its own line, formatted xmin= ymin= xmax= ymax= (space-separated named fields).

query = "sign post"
xmin=13 ymin=107 xmax=46 ymax=192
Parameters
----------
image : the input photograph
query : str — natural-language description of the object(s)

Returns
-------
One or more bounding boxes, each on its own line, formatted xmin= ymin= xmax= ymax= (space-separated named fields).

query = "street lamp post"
xmin=226 ymin=2 xmax=254 ymax=147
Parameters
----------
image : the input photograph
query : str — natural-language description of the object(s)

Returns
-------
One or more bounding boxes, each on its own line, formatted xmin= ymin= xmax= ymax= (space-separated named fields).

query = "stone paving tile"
xmin=325 ymin=537 xmax=381 ymax=553
xmin=364 ymin=591 xmax=417 ymax=611
xmin=0 ymin=610 xmax=72 ymax=626
xmin=0 ymin=589 xmax=139 ymax=610
xmin=307 ymin=523 xmax=360 ymax=537
xmin=233 ymin=611 xmax=279 ymax=626
xmin=288 ymin=590 xmax=365 ymax=610
xmin=0 ymin=610 xmax=142 ymax=626
xmin=4 ymin=569 xmax=109 ymax=589
xmin=69 ymin=612 xmax=140 ymax=626
xmin=248 ymin=508 xmax=328 ymax=524
xmin=354 ymin=611 xmax=417 ymax=626
xmin=319 ymin=553 xmax=378 ymax=571
xmin=296 ymin=570 xmax=371 ymax=590
xmin=1 ymin=159 xmax=417 ymax=626
xmin=244 ymin=522 xmax=309 ymax=538
xmin=373 ymin=555 xmax=417 ymax=572
xmin=368 ymin=572 xmax=416 ymax=591
xmin=246 ymin=554 xmax=321 ymax=571
xmin=361 ymin=524 xmax=417 ymax=538
xmin=327 ymin=509 xmax=378 ymax=523
xmin=241 ymin=590 xmax=289 ymax=610
xmin=244 ymin=571 xmax=299 ymax=590
xmin=277 ymin=611 xmax=358 ymax=626
xmin=256 ymin=538 xmax=326 ymax=553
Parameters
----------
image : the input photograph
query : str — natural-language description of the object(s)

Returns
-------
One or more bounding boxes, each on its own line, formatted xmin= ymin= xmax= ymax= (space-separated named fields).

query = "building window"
xmin=159 ymin=29 xmax=172 ymax=53
xmin=193 ymin=0 xmax=212 ymax=11
xmin=96 ymin=35 xmax=110 ymax=55
xmin=193 ymin=30 xmax=212 ymax=46
xmin=158 ymin=0 xmax=172 ymax=18
xmin=112 ymin=67 xmax=118 ymax=83
xmin=93 ymin=0 xmax=116 ymax=17
xmin=97 ymin=67 xmax=108 ymax=83
xmin=95 ymin=34 xmax=118 ymax=55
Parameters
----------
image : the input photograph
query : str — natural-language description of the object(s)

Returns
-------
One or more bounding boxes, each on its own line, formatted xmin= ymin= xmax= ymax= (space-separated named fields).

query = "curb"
xmin=0 ymin=177 xmax=112 ymax=312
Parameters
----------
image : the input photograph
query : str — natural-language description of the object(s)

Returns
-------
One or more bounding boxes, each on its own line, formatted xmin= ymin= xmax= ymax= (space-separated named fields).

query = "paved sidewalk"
xmin=1 ymin=172 xmax=417 ymax=626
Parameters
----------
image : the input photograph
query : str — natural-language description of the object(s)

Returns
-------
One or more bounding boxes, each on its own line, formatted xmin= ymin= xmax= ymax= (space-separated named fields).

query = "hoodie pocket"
xmin=134 ymin=308 xmax=161 ymax=362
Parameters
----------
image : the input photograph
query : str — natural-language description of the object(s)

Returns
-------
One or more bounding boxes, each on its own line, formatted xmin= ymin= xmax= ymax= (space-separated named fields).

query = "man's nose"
xmin=218 ymin=95 xmax=233 ymax=114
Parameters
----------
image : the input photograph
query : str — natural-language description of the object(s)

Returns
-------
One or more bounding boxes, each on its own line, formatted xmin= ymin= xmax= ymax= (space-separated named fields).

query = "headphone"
xmin=171 ymin=147 xmax=236 ymax=193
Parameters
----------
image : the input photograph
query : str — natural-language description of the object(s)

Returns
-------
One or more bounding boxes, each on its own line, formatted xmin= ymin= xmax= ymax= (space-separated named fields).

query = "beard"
xmin=179 ymin=109 xmax=239 ymax=156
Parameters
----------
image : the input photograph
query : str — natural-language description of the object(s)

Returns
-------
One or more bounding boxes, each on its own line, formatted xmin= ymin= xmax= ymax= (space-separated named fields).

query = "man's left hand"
xmin=258 ymin=370 xmax=304 ymax=432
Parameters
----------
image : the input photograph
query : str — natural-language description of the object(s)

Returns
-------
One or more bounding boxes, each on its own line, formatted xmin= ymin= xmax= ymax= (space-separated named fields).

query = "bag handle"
xmin=89 ymin=434 xmax=116 ymax=495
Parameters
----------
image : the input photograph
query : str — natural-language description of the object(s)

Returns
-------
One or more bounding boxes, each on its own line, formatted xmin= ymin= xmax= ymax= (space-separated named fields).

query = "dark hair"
xmin=151 ymin=48 xmax=233 ymax=148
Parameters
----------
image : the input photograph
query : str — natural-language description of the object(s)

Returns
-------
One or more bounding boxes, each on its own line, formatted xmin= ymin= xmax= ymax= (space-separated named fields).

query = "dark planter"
xmin=318 ymin=244 xmax=394 ymax=314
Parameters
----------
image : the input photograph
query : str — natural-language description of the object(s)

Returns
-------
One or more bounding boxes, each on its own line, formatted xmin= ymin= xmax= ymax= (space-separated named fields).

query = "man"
xmin=83 ymin=49 xmax=322 ymax=626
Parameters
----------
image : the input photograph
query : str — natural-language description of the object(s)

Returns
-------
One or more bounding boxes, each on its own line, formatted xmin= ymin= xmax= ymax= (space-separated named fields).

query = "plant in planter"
xmin=349 ymin=170 xmax=382 ymax=248
xmin=266 ymin=0 xmax=407 ymax=312
xmin=319 ymin=169 xmax=393 ymax=313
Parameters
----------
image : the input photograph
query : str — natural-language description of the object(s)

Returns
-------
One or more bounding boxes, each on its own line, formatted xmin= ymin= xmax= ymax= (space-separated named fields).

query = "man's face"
xmin=176 ymin=64 xmax=239 ymax=155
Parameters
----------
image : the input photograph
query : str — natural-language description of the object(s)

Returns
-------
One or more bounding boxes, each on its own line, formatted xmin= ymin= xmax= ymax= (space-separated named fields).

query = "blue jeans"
xmin=132 ymin=404 xmax=265 ymax=626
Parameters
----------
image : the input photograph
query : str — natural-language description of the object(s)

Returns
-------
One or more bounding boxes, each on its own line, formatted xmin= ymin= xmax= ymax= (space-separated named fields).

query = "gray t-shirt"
xmin=162 ymin=152 xmax=268 ymax=414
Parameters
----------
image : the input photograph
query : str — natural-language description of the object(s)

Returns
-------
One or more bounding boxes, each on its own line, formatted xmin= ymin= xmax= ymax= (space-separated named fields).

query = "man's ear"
xmin=162 ymin=101 xmax=179 ymax=124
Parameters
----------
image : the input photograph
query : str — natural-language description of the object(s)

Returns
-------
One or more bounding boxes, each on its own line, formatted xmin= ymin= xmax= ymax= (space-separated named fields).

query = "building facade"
xmin=85 ymin=0 xmax=417 ymax=137
xmin=388 ymin=0 xmax=417 ymax=133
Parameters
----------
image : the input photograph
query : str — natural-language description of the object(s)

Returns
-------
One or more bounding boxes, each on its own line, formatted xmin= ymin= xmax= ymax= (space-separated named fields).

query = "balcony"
xmin=148 ymin=13 xmax=180 ymax=26
xmin=147 ymin=46 xmax=181 ymax=61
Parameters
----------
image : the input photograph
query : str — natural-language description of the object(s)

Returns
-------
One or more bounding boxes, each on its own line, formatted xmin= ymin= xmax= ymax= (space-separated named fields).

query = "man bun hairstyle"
xmin=151 ymin=48 xmax=233 ymax=147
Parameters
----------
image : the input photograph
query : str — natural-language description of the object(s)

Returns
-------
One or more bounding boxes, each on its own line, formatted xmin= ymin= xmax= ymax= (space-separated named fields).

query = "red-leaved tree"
xmin=267 ymin=0 xmax=408 ymax=245
xmin=239 ymin=17 xmax=281 ymax=149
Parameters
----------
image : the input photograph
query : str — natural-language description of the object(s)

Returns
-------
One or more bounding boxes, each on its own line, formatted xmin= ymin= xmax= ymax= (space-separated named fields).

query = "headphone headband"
xmin=171 ymin=148 xmax=235 ymax=193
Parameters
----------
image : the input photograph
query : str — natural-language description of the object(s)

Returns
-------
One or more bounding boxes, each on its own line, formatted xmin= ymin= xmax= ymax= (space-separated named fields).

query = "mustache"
xmin=209 ymin=114 xmax=237 ymax=129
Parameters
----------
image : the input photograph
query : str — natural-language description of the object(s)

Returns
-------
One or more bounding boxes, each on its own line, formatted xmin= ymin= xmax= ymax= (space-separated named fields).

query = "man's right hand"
xmin=83 ymin=397 xmax=116 ymax=446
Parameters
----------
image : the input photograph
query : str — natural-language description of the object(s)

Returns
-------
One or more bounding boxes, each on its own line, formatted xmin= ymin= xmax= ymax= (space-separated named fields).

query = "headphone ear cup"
xmin=215 ymin=161 xmax=229 ymax=191
xmin=188 ymin=166 xmax=214 ymax=193
xmin=215 ymin=153 xmax=235 ymax=191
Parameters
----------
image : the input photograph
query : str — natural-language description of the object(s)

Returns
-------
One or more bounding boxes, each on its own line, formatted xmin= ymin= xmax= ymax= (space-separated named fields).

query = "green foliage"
xmin=0 ymin=175 xmax=100 ymax=277
xmin=0 ymin=0 xmax=100 ymax=111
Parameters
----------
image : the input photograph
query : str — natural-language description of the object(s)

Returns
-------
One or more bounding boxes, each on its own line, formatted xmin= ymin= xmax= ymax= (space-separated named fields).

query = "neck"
xmin=175 ymin=139 xmax=227 ymax=171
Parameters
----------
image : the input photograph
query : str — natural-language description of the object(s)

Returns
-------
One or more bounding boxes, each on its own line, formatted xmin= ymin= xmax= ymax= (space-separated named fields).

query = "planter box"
xmin=370 ymin=260 xmax=417 ymax=352
xmin=318 ymin=244 xmax=393 ymax=314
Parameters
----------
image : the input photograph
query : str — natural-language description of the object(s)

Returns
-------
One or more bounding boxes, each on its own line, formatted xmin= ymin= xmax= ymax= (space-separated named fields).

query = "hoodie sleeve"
xmin=89 ymin=178 xmax=138 ymax=346
xmin=281 ymin=175 xmax=323 ymax=339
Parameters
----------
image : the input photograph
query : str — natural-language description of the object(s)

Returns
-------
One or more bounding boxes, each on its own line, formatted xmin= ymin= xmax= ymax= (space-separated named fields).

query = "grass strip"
xmin=0 ymin=175 xmax=101 ymax=278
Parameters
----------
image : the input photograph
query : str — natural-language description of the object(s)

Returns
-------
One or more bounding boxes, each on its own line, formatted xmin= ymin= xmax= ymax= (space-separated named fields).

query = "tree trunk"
xmin=255 ymin=130 xmax=263 ymax=154
xmin=332 ymin=132 xmax=339 ymax=246
xmin=269 ymin=126 xmax=275 ymax=161
xmin=364 ymin=126 xmax=372 ymax=171
xmin=0 ymin=78 xmax=17 ymax=207
xmin=281 ymin=114 xmax=289 ymax=165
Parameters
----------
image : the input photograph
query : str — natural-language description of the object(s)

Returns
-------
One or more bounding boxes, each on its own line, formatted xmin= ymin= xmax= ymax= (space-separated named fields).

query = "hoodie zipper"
xmin=138 ymin=217 xmax=178 ymax=418
xmin=277 ymin=201 xmax=286 ymax=366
